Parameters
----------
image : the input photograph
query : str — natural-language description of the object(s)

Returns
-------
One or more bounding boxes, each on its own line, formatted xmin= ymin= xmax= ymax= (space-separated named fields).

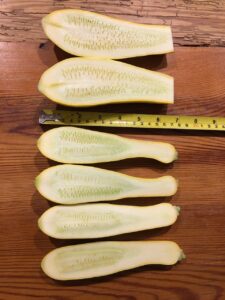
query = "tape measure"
xmin=39 ymin=109 xmax=225 ymax=131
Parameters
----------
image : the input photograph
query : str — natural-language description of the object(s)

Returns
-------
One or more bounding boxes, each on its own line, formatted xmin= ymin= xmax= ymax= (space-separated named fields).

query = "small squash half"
xmin=37 ymin=126 xmax=177 ymax=164
xmin=35 ymin=164 xmax=178 ymax=204
xmin=41 ymin=241 xmax=185 ymax=280
xmin=38 ymin=203 xmax=180 ymax=239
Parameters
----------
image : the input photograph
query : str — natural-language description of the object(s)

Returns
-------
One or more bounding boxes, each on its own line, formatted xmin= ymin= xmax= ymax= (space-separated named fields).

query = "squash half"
xmin=38 ymin=57 xmax=174 ymax=106
xmin=42 ymin=9 xmax=174 ymax=59
xmin=38 ymin=203 xmax=180 ymax=239
xmin=41 ymin=241 xmax=185 ymax=280
xmin=37 ymin=126 xmax=177 ymax=164
xmin=35 ymin=164 xmax=178 ymax=204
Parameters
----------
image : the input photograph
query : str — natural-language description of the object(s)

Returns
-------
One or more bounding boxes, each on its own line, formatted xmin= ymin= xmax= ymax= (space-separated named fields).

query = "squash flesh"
xmin=42 ymin=9 xmax=173 ymax=59
xmin=38 ymin=58 xmax=174 ymax=106
xmin=37 ymin=126 xmax=177 ymax=164
xmin=38 ymin=203 xmax=179 ymax=239
xmin=41 ymin=241 xmax=184 ymax=280
xmin=35 ymin=164 xmax=178 ymax=204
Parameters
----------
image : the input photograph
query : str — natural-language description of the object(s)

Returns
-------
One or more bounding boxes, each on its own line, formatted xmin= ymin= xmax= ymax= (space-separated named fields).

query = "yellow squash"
xmin=38 ymin=58 xmax=174 ymax=106
xmin=42 ymin=9 xmax=173 ymax=59
xmin=37 ymin=126 xmax=177 ymax=164
xmin=41 ymin=241 xmax=185 ymax=280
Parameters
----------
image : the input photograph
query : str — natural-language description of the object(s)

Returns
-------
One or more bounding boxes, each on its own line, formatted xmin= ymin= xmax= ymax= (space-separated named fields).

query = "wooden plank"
xmin=1 ymin=42 xmax=225 ymax=299
xmin=1 ymin=42 xmax=225 ymax=115
xmin=1 ymin=0 xmax=225 ymax=46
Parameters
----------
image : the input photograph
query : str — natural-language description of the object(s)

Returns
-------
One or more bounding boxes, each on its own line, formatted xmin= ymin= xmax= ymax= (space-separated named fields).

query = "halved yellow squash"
xmin=37 ymin=126 xmax=177 ymax=164
xmin=38 ymin=58 xmax=174 ymax=106
xmin=38 ymin=203 xmax=180 ymax=239
xmin=35 ymin=164 xmax=178 ymax=204
xmin=42 ymin=9 xmax=173 ymax=59
xmin=41 ymin=241 xmax=185 ymax=280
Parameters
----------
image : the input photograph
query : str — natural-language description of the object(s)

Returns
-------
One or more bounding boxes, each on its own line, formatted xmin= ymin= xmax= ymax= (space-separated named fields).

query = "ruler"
xmin=39 ymin=109 xmax=225 ymax=131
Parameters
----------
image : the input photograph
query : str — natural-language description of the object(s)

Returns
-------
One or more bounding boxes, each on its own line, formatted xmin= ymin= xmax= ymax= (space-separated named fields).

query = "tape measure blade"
xmin=39 ymin=110 xmax=225 ymax=131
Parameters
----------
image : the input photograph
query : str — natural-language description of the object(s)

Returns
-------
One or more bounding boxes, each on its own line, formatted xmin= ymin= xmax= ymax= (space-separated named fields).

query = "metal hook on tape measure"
xmin=39 ymin=110 xmax=63 ymax=123
xmin=39 ymin=110 xmax=84 ymax=124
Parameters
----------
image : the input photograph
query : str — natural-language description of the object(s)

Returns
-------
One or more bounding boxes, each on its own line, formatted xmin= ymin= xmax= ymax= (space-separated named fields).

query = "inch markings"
xmin=39 ymin=110 xmax=225 ymax=131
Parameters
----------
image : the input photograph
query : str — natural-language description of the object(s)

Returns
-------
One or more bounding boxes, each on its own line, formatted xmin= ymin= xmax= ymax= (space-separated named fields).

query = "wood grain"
xmin=0 ymin=0 xmax=225 ymax=46
xmin=1 ymin=42 xmax=225 ymax=299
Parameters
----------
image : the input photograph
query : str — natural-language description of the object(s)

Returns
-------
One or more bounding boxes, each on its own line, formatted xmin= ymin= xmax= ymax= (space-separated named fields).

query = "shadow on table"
xmin=34 ymin=151 xmax=58 ymax=171
xmin=38 ymin=41 xmax=168 ymax=71
xmin=53 ymin=44 xmax=168 ymax=70
xmin=56 ymin=264 xmax=172 ymax=286
xmin=31 ymin=190 xmax=54 ymax=216
xmin=38 ymin=262 xmax=173 ymax=287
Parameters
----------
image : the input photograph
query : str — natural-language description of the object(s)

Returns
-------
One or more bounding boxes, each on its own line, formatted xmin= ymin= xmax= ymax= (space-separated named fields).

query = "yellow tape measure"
xmin=39 ymin=109 xmax=225 ymax=131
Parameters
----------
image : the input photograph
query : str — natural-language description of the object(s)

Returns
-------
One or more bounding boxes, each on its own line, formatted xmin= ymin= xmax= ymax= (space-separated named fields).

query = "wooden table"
xmin=1 ymin=1 xmax=225 ymax=299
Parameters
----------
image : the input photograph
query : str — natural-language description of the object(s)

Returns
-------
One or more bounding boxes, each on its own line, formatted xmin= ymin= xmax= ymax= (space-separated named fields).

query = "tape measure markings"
xmin=39 ymin=109 xmax=225 ymax=131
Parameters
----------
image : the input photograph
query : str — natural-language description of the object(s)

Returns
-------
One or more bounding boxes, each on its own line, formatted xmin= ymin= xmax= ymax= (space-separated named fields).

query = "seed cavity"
xmin=62 ymin=13 xmax=166 ymax=51
xmin=56 ymin=247 xmax=125 ymax=273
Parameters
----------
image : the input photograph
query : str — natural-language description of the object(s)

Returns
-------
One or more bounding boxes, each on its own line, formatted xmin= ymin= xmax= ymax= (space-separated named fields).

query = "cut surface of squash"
xmin=35 ymin=164 xmax=178 ymax=204
xmin=41 ymin=241 xmax=185 ymax=280
xmin=38 ymin=203 xmax=180 ymax=239
xmin=38 ymin=58 xmax=174 ymax=106
xmin=42 ymin=9 xmax=174 ymax=59
xmin=37 ymin=127 xmax=177 ymax=164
